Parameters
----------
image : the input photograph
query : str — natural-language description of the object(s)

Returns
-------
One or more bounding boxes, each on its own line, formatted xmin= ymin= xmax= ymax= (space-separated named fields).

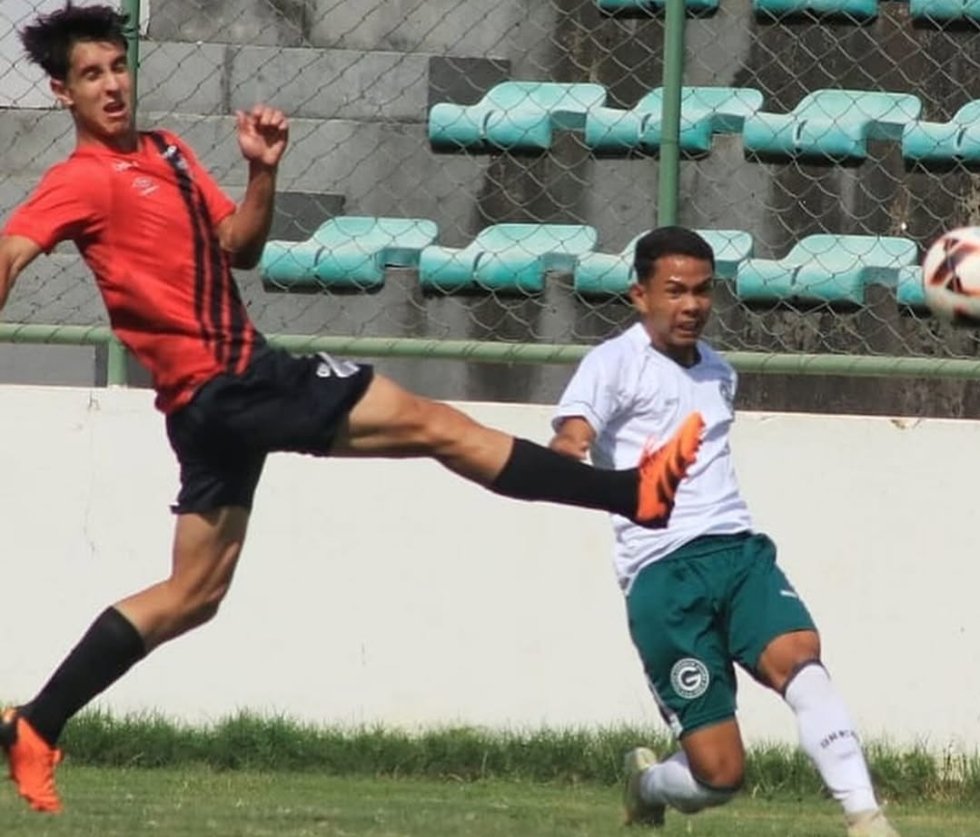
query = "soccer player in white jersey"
xmin=549 ymin=227 xmax=898 ymax=837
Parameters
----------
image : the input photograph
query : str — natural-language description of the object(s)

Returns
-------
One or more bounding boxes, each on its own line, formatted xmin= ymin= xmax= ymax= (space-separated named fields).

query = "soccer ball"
xmin=922 ymin=227 xmax=980 ymax=325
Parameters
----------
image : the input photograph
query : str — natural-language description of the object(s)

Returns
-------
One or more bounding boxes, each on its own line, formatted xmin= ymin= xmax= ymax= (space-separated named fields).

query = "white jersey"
xmin=554 ymin=323 xmax=752 ymax=593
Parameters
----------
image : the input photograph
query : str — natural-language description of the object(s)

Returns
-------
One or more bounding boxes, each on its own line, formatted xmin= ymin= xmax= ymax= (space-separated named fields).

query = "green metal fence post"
xmin=105 ymin=0 xmax=141 ymax=387
xmin=123 ymin=0 xmax=141 ymax=106
xmin=658 ymin=0 xmax=686 ymax=227
xmin=106 ymin=337 xmax=129 ymax=386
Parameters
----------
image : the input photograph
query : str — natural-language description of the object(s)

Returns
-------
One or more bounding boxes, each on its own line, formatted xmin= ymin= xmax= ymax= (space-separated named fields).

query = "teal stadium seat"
xmin=902 ymin=101 xmax=980 ymax=165
xmin=752 ymin=0 xmax=877 ymax=18
xmin=742 ymin=90 xmax=922 ymax=161
xmin=428 ymin=82 xmax=607 ymax=152
xmin=735 ymin=235 xmax=919 ymax=305
xmin=419 ymin=224 xmax=599 ymax=293
xmin=895 ymin=265 xmax=927 ymax=308
xmin=574 ymin=229 xmax=754 ymax=295
xmin=909 ymin=0 xmax=980 ymax=19
xmin=597 ymin=0 xmax=720 ymax=13
xmin=261 ymin=216 xmax=439 ymax=290
xmin=584 ymin=87 xmax=763 ymax=154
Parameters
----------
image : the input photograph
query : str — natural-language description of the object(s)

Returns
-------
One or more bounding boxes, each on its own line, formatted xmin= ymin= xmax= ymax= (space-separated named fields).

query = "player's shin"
xmin=489 ymin=437 xmax=637 ymax=516
xmin=784 ymin=662 xmax=879 ymax=816
xmin=21 ymin=606 xmax=147 ymax=747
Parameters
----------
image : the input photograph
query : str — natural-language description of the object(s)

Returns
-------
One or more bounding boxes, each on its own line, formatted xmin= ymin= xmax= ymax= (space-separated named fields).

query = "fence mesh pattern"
xmin=2 ymin=0 xmax=980 ymax=368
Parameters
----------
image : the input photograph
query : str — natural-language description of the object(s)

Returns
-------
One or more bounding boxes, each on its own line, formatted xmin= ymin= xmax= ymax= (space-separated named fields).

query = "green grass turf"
xmin=57 ymin=713 xmax=980 ymax=803
xmin=0 ymin=768 xmax=975 ymax=837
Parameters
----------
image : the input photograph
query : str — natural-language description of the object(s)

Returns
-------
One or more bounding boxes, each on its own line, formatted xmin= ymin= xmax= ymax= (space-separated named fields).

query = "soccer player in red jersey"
xmin=0 ymin=4 xmax=703 ymax=813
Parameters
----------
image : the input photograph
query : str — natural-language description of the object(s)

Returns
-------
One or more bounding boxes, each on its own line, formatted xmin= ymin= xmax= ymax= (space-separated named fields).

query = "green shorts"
xmin=625 ymin=532 xmax=816 ymax=738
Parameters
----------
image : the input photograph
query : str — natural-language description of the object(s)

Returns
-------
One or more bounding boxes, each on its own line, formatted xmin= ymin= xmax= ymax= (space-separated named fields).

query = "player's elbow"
xmin=229 ymin=248 xmax=261 ymax=270
xmin=221 ymin=235 xmax=263 ymax=270
xmin=0 ymin=260 xmax=22 ymax=310
xmin=217 ymin=218 xmax=264 ymax=270
xmin=549 ymin=435 xmax=589 ymax=461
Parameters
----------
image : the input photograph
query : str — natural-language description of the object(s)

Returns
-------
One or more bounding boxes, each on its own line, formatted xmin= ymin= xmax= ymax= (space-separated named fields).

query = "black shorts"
xmin=165 ymin=348 xmax=374 ymax=514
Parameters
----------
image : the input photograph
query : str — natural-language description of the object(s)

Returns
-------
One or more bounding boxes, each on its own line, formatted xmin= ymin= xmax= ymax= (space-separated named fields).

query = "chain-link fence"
xmin=2 ymin=0 xmax=980 ymax=407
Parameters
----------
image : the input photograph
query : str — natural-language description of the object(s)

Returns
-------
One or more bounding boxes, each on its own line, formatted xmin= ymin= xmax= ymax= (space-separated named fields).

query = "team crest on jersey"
xmin=670 ymin=658 xmax=710 ymax=700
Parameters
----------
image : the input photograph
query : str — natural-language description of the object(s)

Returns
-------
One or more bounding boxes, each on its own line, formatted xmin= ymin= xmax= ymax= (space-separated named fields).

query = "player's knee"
xmin=409 ymin=399 xmax=469 ymax=452
xmin=674 ymin=777 xmax=739 ymax=813
xmin=186 ymin=589 xmax=227 ymax=627
xmin=163 ymin=588 xmax=223 ymax=635
xmin=168 ymin=572 xmax=234 ymax=630
xmin=759 ymin=631 xmax=822 ymax=693
xmin=694 ymin=763 xmax=744 ymax=792
xmin=688 ymin=750 xmax=745 ymax=791
xmin=380 ymin=393 xmax=439 ymax=447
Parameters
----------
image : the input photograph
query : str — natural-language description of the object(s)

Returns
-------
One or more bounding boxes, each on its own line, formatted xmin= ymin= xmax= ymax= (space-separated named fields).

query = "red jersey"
xmin=3 ymin=129 xmax=264 ymax=413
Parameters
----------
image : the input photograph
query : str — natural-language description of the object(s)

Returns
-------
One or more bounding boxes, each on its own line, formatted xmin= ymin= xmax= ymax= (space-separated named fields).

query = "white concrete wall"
xmin=0 ymin=384 xmax=977 ymax=750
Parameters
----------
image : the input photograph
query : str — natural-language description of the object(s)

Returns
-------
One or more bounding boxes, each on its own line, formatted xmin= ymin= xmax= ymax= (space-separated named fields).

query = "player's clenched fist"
xmin=235 ymin=105 xmax=289 ymax=168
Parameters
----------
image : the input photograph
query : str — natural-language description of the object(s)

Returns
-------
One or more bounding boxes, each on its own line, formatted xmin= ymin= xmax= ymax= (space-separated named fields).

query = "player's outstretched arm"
xmin=0 ymin=235 xmax=42 ymax=312
xmin=218 ymin=104 xmax=289 ymax=270
xmin=549 ymin=416 xmax=596 ymax=461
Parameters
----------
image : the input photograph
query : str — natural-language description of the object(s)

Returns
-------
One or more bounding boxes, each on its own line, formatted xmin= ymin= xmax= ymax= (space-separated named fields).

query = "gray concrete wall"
xmin=147 ymin=0 xmax=554 ymax=64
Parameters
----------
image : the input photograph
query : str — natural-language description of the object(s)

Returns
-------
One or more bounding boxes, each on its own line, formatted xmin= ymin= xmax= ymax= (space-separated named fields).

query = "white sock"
xmin=640 ymin=751 xmax=736 ymax=814
xmin=784 ymin=663 xmax=879 ymax=816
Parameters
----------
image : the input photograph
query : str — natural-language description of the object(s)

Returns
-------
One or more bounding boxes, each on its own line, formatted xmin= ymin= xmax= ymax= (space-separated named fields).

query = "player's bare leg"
xmin=115 ymin=507 xmax=251 ymax=650
xmin=624 ymin=719 xmax=742 ymax=825
xmin=680 ymin=719 xmax=746 ymax=791
xmin=2 ymin=508 xmax=249 ymax=812
xmin=331 ymin=373 xmax=702 ymax=526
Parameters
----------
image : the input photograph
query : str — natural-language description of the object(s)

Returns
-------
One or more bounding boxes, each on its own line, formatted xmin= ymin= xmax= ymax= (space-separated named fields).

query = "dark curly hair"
xmin=20 ymin=2 xmax=129 ymax=82
xmin=634 ymin=226 xmax=716 ymax=285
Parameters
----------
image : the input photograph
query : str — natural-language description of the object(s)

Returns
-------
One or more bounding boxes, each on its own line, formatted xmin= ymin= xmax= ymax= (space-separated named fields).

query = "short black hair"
xmin=20 ymin=2 xmax=129 ymax=82
xmin=633 ymin=226 xmax=715 ymax=284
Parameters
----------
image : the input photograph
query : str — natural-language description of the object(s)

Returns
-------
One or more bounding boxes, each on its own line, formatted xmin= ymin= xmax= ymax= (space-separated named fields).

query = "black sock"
xmin=22 ymin=607 xmax=147 ymax=747
xmin=489 ymin=438 xmax=636 ymax=518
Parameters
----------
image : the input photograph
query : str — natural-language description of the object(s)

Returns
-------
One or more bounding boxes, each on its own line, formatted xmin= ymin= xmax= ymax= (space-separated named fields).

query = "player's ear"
xmin=50 ymin=78 xmax=72 ymax=109
xmin=628 ymin=280 xmax=649 ymax=314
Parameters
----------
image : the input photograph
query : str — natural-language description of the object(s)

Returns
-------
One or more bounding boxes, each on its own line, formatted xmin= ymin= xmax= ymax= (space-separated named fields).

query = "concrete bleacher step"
xmin=597 ymin=0 xmax=720 ymax=14
xmin=139 ymin=42 xmax=430 ymax=121
xmin=146 ymin=0 xmax=527 ymax=56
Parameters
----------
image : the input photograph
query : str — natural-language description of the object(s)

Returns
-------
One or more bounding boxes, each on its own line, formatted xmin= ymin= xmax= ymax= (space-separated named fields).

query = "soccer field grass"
xmin=0 ymin=768 xmax=975 ymax=836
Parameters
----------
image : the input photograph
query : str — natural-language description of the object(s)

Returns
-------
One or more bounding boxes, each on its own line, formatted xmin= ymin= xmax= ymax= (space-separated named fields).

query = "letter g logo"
xmin=669 ymin=658 xmax=710 ymax=700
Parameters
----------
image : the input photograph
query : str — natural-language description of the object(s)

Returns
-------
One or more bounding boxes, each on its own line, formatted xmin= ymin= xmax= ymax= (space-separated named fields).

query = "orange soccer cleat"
xmin=635 ymin=411 xmax=705 ymax=528
xmin=0 ymin=708 xmax=63 ymax=813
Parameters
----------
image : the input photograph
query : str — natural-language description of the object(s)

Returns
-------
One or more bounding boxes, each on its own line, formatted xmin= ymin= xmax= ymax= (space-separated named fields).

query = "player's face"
xmin=630 ymin=254 xmax=714 ymax=364
xmin=52 ymin=40 xmax=133 ymax=149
